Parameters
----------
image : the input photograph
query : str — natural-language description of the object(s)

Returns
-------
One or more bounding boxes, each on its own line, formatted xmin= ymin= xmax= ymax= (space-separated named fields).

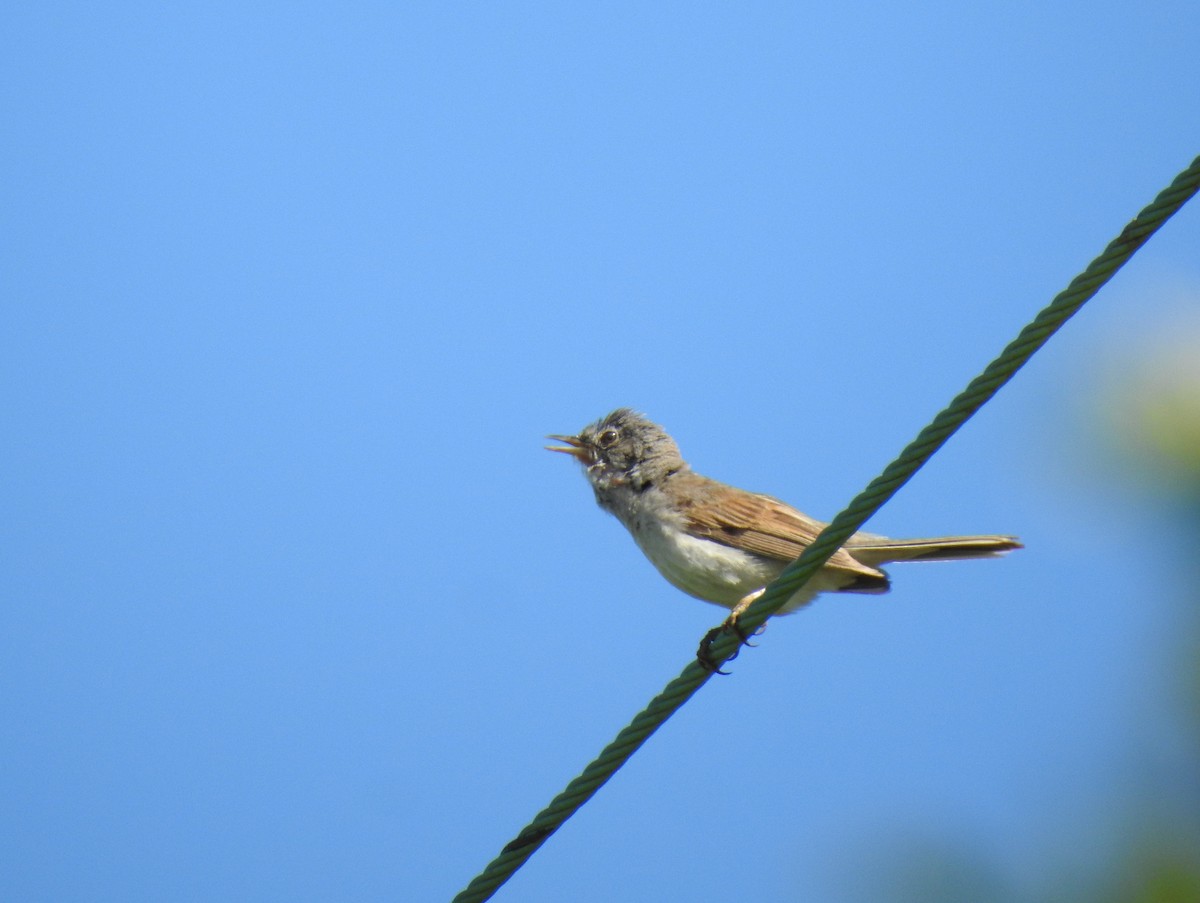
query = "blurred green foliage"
xmin=1104 ymin=326 xmax=1200 ymax=499
xmin=874 ymin=318 xmax=1200 ymax=902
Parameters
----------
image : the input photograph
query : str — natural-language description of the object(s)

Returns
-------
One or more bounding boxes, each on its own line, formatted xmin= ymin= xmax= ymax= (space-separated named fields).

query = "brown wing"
xmin=672 ymin=472 xmax=888 ymax=590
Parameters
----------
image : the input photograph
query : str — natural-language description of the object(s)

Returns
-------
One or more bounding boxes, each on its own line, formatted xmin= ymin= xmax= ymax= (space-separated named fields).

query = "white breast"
xmin=629 ymin=514 xmax=779 ymax=609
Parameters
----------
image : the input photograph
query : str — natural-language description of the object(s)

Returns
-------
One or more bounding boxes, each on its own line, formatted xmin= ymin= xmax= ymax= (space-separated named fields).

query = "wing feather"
xmin=671 ymin=473 xmax=887 ymax=589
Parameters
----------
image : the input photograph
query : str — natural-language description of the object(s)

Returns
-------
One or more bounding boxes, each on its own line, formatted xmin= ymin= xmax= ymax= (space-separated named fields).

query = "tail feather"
xmin=845 ymin=534 xmax=1022 ymax=567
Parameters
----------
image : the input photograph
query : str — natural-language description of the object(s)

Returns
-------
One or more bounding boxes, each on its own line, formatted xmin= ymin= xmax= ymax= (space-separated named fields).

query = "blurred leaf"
xmin=1101 ymin=313 xmax=1200 ymax=496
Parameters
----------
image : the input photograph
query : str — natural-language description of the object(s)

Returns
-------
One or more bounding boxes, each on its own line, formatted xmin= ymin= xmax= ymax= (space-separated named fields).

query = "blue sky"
xmin=3 ymin=4 xmax=1199 ymax=901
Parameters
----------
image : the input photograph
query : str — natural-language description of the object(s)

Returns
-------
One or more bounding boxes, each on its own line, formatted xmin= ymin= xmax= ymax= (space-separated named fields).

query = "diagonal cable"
xmin=452 ymin=154 xmax=1200 ymax=903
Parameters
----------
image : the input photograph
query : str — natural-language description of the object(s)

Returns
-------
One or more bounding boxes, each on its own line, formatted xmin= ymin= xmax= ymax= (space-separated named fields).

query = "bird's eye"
xmin=598 ymin=429 xmax=619 ymax=448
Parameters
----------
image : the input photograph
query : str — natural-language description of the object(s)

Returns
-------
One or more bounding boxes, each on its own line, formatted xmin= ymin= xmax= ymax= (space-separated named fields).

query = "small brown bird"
xmin=548 ymin=409 xmax=1021 ymax=633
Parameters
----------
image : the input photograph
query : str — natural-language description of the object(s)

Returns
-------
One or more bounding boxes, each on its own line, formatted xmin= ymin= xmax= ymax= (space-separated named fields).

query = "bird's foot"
xmin=695 ymin=591 xmax=765 ymax=674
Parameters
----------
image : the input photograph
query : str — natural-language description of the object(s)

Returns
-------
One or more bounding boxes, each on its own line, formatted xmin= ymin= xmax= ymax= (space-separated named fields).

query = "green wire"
xmin=452 ymin=155 xmax=1200 ymax=903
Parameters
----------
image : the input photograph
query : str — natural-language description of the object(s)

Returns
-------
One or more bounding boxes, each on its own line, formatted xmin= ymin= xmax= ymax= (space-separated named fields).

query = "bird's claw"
xmin=697 ymin=625 xmax=734 ymax=674
xmin=696 ymin=614 xmax=763 ymax=674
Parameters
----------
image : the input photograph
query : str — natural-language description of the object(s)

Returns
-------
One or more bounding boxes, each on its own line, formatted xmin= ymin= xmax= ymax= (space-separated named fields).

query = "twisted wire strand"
xmin=452 ymin=155 xmax=1200 ymax=903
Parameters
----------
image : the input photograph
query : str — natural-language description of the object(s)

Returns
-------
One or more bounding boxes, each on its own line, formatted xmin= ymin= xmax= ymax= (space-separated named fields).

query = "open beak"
xmin=545 ymin=434 xmax=592 ymax=463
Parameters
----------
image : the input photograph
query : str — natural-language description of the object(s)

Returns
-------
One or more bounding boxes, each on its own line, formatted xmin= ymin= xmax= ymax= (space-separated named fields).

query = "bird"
xmin=547 ymin=408 xmax=1020 ymax=659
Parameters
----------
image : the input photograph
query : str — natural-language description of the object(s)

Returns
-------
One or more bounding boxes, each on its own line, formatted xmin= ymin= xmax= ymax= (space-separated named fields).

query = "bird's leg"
xmin=725 ymin=588 xmax=765 ymax=644
xmin=696 ymin=589 xmax=766 ymax=673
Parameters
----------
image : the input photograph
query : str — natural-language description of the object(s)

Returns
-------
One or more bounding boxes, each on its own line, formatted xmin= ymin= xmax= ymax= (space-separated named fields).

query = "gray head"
xmin=547 ymin=408 xmax=687 ymax=505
